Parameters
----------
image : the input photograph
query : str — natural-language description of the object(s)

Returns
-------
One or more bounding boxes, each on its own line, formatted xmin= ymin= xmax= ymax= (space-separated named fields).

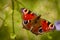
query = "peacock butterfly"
xmin=21 ymin=8 xmax=56 ymax=35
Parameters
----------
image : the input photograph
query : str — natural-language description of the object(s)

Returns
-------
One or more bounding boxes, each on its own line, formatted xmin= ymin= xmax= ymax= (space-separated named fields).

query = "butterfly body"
xmin=21 ymin=8 xmax=56 ymax=35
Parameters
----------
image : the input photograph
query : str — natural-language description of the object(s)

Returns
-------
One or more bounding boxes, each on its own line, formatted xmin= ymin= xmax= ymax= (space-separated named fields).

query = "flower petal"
xmin=54 ymin=20 xmax=60 ymax=31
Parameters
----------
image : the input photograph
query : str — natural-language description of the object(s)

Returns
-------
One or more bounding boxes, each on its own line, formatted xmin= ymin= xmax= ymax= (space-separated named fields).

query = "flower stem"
xmin=11 ymin=0 xmax=15 ymax=34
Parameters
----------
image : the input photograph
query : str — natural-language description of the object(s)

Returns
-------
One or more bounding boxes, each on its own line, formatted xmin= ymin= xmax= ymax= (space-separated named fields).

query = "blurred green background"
xmin=0 ymin=0 xmax=60 ymax=40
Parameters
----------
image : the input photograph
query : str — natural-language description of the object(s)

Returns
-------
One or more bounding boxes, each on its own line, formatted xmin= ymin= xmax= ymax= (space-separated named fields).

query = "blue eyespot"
xmin=39 ymin=29 xmax=42 ymax=33
xmin=24 ymin=20 xmax=28 ymax=24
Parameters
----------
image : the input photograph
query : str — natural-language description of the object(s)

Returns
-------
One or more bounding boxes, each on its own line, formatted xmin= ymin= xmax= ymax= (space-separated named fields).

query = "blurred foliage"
xmin=0 ymin=0 xmax=60 ymax=40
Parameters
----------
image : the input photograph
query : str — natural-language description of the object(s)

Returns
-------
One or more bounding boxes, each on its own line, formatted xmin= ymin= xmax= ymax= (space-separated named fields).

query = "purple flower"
xmin=54 ymin=20 xmax=60 ymax=31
